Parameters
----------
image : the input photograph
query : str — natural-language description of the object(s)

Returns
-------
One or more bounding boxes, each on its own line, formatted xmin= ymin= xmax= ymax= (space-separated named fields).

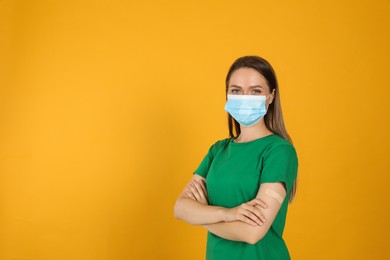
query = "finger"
xmin=199 ymin=181 xmax=208 ymax=199
xmin=199 ymin=180 xmax=208 ymax=204
xmin=242 ymin=209 xmax=263 ymax=226
xmin=253 ymin=206 xmax=266 ymax=223
xmin=248 ymin=198 xmax=268 ymax=209
xmin=247 ymin=198 xmax=267 ymax=208
xmin=185 ymin=190 xmax=196 ymax=200
xmin=256 ymin=199 xmax=268 ymax=209
xmin=198 ymin=179 xmax=208 ymax=197
xmin=238 ymin=214 xmax=258 ymax=227
xmin=192 ymin=181 xmax=206 ymax=201
xmin=189 ymin=183 xmax=202 ymax=201
xmin=238 ymin=206 xmax=261 ymax=225
xmin=242 ymin=204 xmax=265 ymax=223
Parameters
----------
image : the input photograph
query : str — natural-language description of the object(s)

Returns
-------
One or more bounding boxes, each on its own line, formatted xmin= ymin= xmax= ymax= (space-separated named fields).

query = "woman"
xmin=174 ymin=55 xmax=298 ymax=259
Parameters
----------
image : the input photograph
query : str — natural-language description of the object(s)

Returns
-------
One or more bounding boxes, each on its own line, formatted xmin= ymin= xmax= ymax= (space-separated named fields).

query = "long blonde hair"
xmin=225 ymin=55 xmax=298 ymax=203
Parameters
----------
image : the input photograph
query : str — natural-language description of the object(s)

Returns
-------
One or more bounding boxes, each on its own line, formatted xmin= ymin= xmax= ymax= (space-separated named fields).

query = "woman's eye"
xmin=252 ymin=90 xmax=262 ymax=94
xmin=231 ymin=89 xmax=240 ymax=94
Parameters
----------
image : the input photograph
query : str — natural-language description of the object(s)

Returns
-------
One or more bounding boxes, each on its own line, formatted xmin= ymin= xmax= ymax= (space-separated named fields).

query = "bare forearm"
xmin=201 ymin=183 xmax=287 ymax=245
xmin=203 ymin=221 xmax=263 ymax=244
xmin=174 ymin=197 xmax=226 ymax=225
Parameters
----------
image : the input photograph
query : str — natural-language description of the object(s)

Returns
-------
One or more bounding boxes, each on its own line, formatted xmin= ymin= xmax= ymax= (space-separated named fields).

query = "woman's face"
xmin=227 ymin=67 xmax=275 ymax=106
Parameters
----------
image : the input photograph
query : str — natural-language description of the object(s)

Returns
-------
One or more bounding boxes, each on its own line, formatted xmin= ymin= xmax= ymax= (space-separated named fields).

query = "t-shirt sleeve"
xmin=259 ymin=144 xmax=298 ymax=196
xmin=193 ymin=141 xmax=220 ymax=178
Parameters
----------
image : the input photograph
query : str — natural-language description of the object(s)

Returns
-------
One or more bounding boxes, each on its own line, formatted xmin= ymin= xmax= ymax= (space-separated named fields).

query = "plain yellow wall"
xmin=1 ymin=0 xmax=389 ymax=259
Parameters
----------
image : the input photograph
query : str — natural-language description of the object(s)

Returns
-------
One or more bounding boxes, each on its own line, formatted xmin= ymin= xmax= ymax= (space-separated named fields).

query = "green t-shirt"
xmin=194 ymin=133 xmax=298 ymax=260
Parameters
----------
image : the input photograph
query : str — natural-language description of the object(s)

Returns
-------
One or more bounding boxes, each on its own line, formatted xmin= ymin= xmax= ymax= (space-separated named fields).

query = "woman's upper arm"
xmin=245 ymin=144 xmax=297 ymax=242
xmin=247 ymin=182 xmax=286 ymax=244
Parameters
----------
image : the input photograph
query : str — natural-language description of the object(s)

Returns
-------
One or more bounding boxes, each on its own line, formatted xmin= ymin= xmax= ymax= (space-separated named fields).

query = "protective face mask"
xmin=224 ymin=94 xmax=271 ymax=127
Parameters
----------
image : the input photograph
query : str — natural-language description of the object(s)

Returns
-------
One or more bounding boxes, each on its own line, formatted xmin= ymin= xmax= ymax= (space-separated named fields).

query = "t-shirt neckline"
xmin=230 ymin=133 xmax=276 ymax=144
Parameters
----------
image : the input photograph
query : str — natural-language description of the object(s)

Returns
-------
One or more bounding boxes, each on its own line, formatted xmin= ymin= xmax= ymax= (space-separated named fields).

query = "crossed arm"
xmin=173 ymin=174 xmax=286 ymax=244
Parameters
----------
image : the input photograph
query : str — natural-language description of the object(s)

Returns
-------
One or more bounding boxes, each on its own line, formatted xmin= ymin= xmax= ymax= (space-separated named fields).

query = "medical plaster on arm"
xmin=264 ymin=188 xmax=284 ymax=204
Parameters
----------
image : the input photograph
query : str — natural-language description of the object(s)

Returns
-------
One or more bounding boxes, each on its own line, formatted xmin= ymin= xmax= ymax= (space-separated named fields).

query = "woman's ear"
xmin=269 ymin=89 xmax=276 ymax=104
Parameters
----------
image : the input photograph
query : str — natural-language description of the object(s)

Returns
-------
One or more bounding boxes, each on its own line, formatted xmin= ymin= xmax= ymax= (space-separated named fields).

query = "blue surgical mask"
xmin=224 ymin=94 xmax=271 ymax=127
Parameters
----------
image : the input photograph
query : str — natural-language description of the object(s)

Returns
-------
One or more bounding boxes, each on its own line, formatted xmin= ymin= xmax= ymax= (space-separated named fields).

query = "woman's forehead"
xmin=229 ymin=68 xmax=268 ymax=87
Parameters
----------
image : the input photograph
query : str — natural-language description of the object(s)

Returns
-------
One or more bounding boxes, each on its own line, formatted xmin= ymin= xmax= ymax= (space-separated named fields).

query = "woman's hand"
xmin=185 ymin=178 xmax=208 ymax=205
xmin=223 ymin=198 xmax=268 ymax=227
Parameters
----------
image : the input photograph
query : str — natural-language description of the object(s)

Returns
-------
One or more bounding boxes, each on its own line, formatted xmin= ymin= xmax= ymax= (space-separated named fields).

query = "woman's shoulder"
xmin=266 ymin=134 xmax=297 ymax=157
xmin=202 ymin=137 xmax=231 ymax=157
xmin=269 ymin=133 xmax=293 ymax=146
xmin=210 ymin=137 xmax=232 ymax=149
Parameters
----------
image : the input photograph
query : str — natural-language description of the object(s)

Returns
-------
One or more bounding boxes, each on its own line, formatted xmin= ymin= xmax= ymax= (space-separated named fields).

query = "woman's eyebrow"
xmin=229 ymin=85 xmax=263 ymax=88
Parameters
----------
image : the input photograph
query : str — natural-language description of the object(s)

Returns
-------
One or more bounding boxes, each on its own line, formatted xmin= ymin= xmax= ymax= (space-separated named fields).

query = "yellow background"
xmin=1 ymin=0 xmax=389 ymax=259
